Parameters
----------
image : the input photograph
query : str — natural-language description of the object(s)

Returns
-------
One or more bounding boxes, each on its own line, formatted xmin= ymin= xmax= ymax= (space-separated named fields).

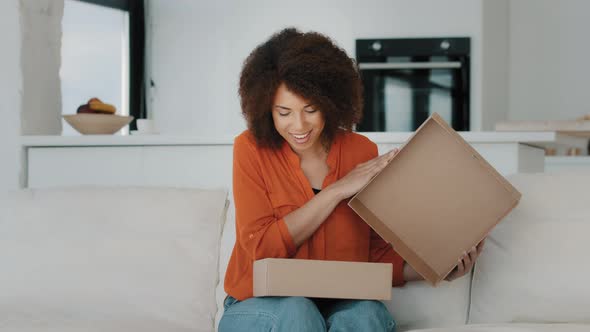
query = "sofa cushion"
xmin=385 ymin=275 xmax=471 ymax=331
xmin=469 ymin=172 xmax=590 ymax=324
xmin=406 ymin=323 xmax=590 ymax=332
xmin=0 ymin=186 xmax=228 ymax=331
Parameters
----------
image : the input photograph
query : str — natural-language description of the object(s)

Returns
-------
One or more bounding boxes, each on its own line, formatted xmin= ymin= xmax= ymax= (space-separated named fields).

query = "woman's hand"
xmin=284 ymin=148 xmax=399 ymax=247
xmin=445 ymin=238 xmax=486 ymax=282
xmin=330 ymin=148 xmax=399 ymax=200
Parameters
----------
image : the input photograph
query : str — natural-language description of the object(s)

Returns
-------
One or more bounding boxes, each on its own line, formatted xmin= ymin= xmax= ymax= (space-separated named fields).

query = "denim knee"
xmin=219 ymin=296 xmax=325 ymax=332
xmin=277 ymin=297 xmax=326 ymax=330
xmin=326 ymin=299 xmax=396 ymax=332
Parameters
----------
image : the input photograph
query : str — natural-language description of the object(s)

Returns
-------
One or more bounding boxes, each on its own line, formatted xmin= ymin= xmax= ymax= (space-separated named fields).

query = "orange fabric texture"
xmin=224 ymin=130 xmax=406 ymax=300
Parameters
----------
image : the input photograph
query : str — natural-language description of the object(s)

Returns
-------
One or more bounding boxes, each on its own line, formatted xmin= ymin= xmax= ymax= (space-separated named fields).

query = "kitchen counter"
xmin=495 ymin=119 xmax=590 ymax=137
xmin=21 ymin=131 xmax=559 ymax=189
xmin=19 ymin=131 xmax=578 ymax=147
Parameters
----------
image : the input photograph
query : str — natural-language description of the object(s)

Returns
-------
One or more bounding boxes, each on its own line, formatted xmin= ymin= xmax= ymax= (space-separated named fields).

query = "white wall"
xmin=20 ymin=0 xmax=63 ymax=135
xmin=0 ymin=0 xmax=22 ymax=189
xmin=508 ymin=0 xmax=590 ymax=121
xmin=146 ymin=0 xmax=485 ymax=135
xmin=481 ymin=0 xmax=509 ymax=131
xmin=0 ymin=0 xmax=63 ymax=191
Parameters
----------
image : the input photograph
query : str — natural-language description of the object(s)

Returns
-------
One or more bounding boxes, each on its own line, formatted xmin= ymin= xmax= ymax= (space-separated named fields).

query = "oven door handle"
xmin=358 ymin=62 xmax=461 ymax=70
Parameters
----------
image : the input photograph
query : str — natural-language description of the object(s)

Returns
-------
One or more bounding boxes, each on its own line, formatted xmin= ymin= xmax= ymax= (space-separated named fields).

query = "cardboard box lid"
xmin=348 ymin=113 xmax=521 ymax=286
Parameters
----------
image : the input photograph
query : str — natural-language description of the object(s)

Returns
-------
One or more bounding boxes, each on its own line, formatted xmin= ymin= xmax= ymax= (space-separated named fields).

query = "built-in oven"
xmin=355 ymin=37 xmax=470 ymax=131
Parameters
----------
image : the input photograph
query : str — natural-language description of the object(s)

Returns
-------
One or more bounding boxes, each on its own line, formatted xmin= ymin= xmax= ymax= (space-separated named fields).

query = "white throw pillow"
xmin=0 ymin=186 xmax=228 ymax=331
xmin=386 ymin=274 xmax=471 ymax=331
xmin=405 ymin=323 xmax=590 ymax=332
xmin=469 ymin=172 xmax=590 ymax=323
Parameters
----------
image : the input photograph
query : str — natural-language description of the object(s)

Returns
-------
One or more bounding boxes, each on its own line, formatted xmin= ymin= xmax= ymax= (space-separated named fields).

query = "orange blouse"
xmin=224 ymin=129 xmax=406 ymax=300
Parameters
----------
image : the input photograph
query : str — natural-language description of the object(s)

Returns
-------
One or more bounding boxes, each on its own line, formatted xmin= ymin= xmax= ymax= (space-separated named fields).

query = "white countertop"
xmin=19 ymin=131 xmax=583 ymax=148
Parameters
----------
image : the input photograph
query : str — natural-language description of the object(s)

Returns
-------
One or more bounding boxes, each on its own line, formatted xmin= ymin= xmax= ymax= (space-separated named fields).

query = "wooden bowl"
xmin=63 ymin=114 xmax=134 ymax=135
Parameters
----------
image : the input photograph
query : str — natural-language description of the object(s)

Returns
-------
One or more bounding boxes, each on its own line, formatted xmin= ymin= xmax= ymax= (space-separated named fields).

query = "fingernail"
xmin=471 ymin=246 xmax=476 ymax=252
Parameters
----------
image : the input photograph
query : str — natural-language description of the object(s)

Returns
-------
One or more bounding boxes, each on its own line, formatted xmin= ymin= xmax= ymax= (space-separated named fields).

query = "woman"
xmin=220 ymin=27 xmax=484 ymax=331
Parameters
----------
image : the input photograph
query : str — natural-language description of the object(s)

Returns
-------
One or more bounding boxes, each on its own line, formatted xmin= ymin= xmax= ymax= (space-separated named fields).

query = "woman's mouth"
xmin=290 ymin=131 xmax=311 ymax=144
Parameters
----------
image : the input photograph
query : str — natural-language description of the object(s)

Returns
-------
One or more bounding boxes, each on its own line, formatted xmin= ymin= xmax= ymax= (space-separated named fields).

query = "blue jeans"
xmin=218 ymin=296 xmax=396 ymax=332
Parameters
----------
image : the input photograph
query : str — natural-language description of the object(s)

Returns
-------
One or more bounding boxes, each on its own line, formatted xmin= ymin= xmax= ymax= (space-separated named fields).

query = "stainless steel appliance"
xmin=355 ymin=37 xmax=470 ymax=131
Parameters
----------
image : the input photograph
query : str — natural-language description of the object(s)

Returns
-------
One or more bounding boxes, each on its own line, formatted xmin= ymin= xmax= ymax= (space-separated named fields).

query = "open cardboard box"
xmin=349 ymin=113 xmax=522 ymax=286
xmin=253 ymin=113 xmax=521 ymax=299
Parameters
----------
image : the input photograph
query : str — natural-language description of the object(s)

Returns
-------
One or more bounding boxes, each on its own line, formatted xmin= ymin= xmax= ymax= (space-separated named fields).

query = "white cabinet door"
xmin=28 ymin=147 xmax=144 ymax=188
xmin=141 ymin=145 xmax=233 ymax=189
xmin=27 ymin=145 xmax=233 ymax=189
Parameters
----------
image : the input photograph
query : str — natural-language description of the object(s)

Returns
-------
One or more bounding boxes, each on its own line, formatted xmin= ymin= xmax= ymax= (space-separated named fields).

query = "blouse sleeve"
xmin=232 ymin=134 xmax=297 ymax=260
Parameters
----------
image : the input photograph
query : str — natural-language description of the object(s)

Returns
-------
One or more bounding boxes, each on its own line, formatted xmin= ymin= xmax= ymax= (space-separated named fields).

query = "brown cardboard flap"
xmin=348 ymin=198 xmax=440 ymax=284
xmin=349 ymin=113 xmax=521 ymax=285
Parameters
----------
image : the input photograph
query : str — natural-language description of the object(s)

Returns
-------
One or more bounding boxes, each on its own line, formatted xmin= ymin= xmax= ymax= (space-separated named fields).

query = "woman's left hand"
xmin=444 ymin=238 xmax=486 ymax=282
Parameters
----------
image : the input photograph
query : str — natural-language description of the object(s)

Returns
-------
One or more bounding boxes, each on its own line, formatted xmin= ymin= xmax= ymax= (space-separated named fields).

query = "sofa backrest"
xmin=469 ymin=172 xmax=590 ymax=324
xmin=385 ymin=275 xmax=472 ymax=331
xmin=215 ymin=197 xmax=236 ymax=330
xmin=0 ymin=186 xmax=228 ymax=331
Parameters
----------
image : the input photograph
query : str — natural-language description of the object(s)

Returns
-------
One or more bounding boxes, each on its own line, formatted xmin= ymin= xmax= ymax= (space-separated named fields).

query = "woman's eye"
xmin=305 ymin=109 xmax=318 ymax=113
xmin=279 ymin=112 xmax=290 ymax=117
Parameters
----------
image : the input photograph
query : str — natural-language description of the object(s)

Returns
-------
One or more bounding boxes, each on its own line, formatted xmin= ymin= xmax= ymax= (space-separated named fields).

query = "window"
xmin=60 ymin=0 xmax=145 ymax=135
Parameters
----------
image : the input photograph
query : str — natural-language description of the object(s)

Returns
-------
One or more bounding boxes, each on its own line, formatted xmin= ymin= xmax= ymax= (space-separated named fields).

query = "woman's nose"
xmin=292 ymin=112 xmax=306 ymax=130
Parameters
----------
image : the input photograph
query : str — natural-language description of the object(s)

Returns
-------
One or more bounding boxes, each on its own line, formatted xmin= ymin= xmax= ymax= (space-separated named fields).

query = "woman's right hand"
xmin=330 ymin=148 xmax=400 ymax=200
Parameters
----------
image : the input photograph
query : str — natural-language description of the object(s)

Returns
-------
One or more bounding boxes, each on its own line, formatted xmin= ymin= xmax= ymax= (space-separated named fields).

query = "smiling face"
xmin=271 ymin=83 xmax=326 ymax=156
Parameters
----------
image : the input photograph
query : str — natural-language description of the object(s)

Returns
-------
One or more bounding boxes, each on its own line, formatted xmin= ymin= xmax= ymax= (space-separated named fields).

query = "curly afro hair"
xmin=238 ymin=27 xmax=363 ymax=149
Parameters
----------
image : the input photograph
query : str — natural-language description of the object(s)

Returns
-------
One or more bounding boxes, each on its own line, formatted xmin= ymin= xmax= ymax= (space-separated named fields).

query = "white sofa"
xmin=1 ymin=172 xmax=589 ymax=331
